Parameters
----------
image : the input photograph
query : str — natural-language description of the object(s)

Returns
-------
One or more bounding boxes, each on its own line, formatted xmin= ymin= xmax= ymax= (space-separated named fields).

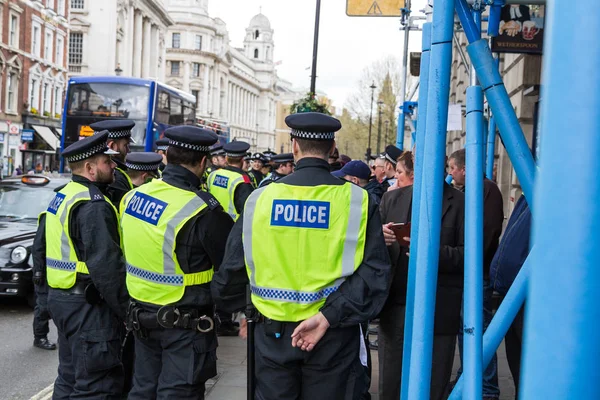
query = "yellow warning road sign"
xmin=346 ymin=0 xmax=405 ymax=17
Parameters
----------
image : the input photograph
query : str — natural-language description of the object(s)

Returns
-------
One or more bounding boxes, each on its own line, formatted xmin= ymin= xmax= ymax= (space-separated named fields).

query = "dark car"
xmin=0 ymin=174 xmax=70 ymax=306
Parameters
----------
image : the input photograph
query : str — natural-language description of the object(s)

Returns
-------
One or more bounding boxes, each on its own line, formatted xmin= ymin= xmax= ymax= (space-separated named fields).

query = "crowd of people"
xmin=30 ymin=112 xmax=529 ymax=400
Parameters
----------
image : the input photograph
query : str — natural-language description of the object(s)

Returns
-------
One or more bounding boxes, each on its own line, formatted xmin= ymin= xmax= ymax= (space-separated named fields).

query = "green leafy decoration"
xmin=290 ymin=93 xmax=331 ymax=115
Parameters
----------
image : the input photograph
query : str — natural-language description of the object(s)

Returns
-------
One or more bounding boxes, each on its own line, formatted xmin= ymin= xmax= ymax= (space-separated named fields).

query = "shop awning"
xmin=32 ymin=125 xmax=60 ymax=150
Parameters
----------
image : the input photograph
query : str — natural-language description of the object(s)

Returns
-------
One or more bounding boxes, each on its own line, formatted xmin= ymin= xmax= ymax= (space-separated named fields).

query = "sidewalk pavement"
xmin=206 ymin=336 xmax=517 ymax=399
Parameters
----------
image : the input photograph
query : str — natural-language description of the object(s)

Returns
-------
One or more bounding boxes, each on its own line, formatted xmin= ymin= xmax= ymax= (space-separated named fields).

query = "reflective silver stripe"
xmin=251 ymin=278 xmax=345 ymax=304
xmin=58 ymin=192 xmax=90 ymax=260
xmin=206 ymin=171 xmax=215 ymax=190
xmin=341 ymin=184 xmax=366 ymax=277
xmin=161 ymin=196 xmax=206 ymax=275
xmin=227 ymin=176 xmax=244 ymax=218
xmin=127 ymin=263 xmax=183 ymax=286
xmin=242 ymin=187 xmax=267 ymax=287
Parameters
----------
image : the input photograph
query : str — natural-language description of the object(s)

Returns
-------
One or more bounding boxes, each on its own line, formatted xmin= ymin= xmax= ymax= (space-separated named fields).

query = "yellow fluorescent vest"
xmin=45 ymin=182 xmax=116 ymax=289
xmin=121 ymin=179 xmax=214 ymax=305
xmin=243 ymin=182 xmax=369 ymax=322
xmin=206 ymin=168 xmax=246 ymax=221
xmin=116 ymin=167 xmax=134 ymax=190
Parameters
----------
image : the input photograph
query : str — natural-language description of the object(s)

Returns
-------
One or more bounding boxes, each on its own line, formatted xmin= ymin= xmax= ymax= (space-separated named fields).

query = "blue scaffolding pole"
xmin=405 ymin=0 xmax=454 ymax=396
xmin=521 ymin=0 xmax=600 ymax=398
xmin=485 ymin=56 xmax=500 ymax=180
xmin=400 ymin=21 xmax=431 ymax=400
xmin=463 ymin=4 xmax=484 ymax=397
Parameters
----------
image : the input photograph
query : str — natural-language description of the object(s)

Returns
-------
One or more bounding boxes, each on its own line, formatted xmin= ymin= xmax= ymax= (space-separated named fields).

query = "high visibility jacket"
xmin=243 ymin=182 xmax=369 ymax=322
xmin=207 ymin=168 xmax=248 ymax=221
xmin=121 ymin=179 xmax=214 ymax=305
xmin=45 ymin=181 xmax=117 ymax=289
xmin=116 ymin=167 xmax=134 ymax=190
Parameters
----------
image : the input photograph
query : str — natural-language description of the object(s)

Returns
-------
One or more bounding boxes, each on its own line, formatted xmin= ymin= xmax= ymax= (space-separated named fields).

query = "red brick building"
xmin=0 ymin=0 xmax=68 ymax=176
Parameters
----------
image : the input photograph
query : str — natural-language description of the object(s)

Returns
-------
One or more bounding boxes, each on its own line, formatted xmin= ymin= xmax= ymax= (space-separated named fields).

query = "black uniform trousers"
xmin=254 ymin=321 xmax=364 ymax=400
xmin=128 ymin=327 xmax=217 ymax=400
xmin=48 ymin=289 xmax=124 ymax=400
xmin=378 ymin=303 xmax=456 ymax=400
xmin=33 ymin=284 xmax=51 ymax=338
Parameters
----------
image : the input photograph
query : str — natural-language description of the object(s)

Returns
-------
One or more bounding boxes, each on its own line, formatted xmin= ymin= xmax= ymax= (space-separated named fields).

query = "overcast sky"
xmin=209 ymin=0 xmax=428 ymax=110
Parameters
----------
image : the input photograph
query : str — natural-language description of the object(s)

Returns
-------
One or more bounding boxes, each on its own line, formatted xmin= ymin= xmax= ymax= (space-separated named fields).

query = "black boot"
xmin=34 ymin=337 xmax=57 ymax=350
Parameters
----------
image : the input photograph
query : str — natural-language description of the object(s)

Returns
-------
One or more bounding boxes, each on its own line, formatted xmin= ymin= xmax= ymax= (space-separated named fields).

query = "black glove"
xmin=32 ymin=271 xmax=44 ymax=286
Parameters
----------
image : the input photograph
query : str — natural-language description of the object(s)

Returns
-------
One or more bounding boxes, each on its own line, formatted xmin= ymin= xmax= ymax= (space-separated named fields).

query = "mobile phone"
xmin=389 ymin=222 xmax=411 ymax=246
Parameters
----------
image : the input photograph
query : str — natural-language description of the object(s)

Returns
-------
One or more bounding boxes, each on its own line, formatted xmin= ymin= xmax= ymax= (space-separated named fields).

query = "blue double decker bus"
xmin=60 ymin=76 xmax=196 ymax=171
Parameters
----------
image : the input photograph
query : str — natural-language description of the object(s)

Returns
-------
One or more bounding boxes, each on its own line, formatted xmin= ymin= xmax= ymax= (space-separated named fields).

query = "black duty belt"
xmin=58 ymin=282 xmax=103 ymax=305
xmin=127 ymin=302 xmax=214 ymax=335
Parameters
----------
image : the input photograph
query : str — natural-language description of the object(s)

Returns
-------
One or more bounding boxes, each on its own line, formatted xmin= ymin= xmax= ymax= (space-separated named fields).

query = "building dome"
xmin=249 ymin=13 xmax=271 ymax=29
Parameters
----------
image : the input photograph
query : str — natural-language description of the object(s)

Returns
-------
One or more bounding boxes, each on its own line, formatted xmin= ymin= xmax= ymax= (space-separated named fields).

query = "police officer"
xmin=120 ymin=126 xmax=234 ymax=399
xmin=206 ymin=141 xmax=254 ymax=221
xmin=124 ymin=152 xmax=162 ymax=188
xmin=211 ymin=112 xmax=392 ymax=399
xmin=155 ymin=138 xmax=169 ymax=174
xmin=34 ymin=131 xmax=129 ymax=399
xmin=258 ymin=153 xmax=294 ymax=187
xmin=31 ymin=214 xmax=56 ymax=351
xmin=381 ymin=145 xmax=402 ymax=189
xmin=90 ymin=119 xmax=136 ymax=208
xmin=248 ymin=152 xmax=266 ymax=185
xmin=209 ymin=144 xmax=227 ymax=170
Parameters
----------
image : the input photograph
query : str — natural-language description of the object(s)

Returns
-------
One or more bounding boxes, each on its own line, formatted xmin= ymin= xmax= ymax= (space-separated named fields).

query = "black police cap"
xmin=209 ymin=144 xmax=225 ymax=156
xmin=90 ymin=119 xmax=136 ymax=141
xmin=272 ymin=153 xmax=294 ymax=163
xmin=263 ymin=149 xmax=277 ymax=156
xmin=223 ymin=141 xmax=250 ymax=157
xmin=164 ymin=126 xmax=218 ymax=152
xmin=155 ymin=138 xmax=169 ymax=151
xmin=61 ymin=130 xmax=118 ymax=163
xmin=125 ymin=152 xmax=163 ymax=172
xmin=285 ymin=112 xmax=342 ymax=141
xmin=384 ymin=145 xmax=402 ymax=165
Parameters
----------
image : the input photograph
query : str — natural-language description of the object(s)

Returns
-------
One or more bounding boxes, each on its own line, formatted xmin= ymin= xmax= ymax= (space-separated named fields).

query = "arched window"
xmin=254 ymin=30 xmax=260 ymax=39
xmin=254 ymin=49 xmax=259 ymax=59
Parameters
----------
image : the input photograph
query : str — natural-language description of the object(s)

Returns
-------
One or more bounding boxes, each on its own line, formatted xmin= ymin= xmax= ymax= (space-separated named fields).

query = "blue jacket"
xmin=489 ymin=195 xmax=532 ymax=295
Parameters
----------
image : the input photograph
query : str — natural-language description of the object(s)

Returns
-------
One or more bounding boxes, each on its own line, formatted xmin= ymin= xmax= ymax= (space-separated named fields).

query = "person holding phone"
xmin=378 ymin=173 xmax=464 ymax=400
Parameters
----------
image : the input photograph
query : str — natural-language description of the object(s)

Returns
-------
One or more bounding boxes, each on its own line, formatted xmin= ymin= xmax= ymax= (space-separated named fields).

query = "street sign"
xmin=21 ymin=129 xmax=34 ymax=142
xmin=9 ymin=124 xmax=19 ymax=135
xmin=346 ymin=0 xmax=405 ymax=17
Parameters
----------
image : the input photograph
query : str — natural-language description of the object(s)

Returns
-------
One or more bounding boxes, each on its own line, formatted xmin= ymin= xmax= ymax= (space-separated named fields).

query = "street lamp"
xmin=114 ymin=64 xmax=123 ymax=76
xmin=367 ymin=81 xmax=377 ymax=161
xmin=376 ymin=100 xmax=384 ymax=154
xmin=384 ymin=120 xmax=390 ymax=147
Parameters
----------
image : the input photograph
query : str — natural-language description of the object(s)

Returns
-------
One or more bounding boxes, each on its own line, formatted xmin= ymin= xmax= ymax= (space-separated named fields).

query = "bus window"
xmin=65 ymin=82 xmax=150 ymax=146
xmin=183 ymin=100 xmax=196 ymax=122
xmin=169 ymin=96 xmax=183 ymax=125
xmin=155 ymin=90 xmax=170 ymax=124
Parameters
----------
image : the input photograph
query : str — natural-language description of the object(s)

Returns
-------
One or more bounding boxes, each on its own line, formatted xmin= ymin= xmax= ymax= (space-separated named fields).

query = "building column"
xmin=183 ymin=61 xmax=190 ymax=93
xmin=150 ymin=25 xmax=159 ymax=77
xmin=202 ymin=64 xmax=210 ymax=115
xmin=214 ymin=73 xmax=220 ymax=118
xmin=132 ymin=10 xmax=143 ymax=78
xmin=125 ymin=5 xmax=135 ymax=75
xmin=142 ymin=18 xmax=152 ymax=78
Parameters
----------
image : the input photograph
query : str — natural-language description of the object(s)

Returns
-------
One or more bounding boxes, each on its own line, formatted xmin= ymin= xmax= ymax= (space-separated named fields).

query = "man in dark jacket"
xmin=489 ymin=195 xmax=531 ymax=397
xmin=448 ymin=148 xmax=504 ymax=399
xmin=378 ymin=183 xmax=464 ymax=400
xmin=332 ymin=160 xmax=386 ymax=204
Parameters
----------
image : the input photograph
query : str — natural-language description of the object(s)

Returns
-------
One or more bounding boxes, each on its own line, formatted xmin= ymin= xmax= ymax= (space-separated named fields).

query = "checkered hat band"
xmin=290 ymin=129 xmax=335 ymax=140
xmin=125 ymin=162 xmax=160 ymax=171
xmin=226 ymin=152 xmax=246 ymax=157
xmin=156 ymin=145 xmax=169 ymax=151
xmin=65 ymin=142 xmax=108 ymax=162
xmin=210 ymin=150 xmax=225 ymax=156
xmin=168 ymin=139 xmax=210 ymax=152
xmin=385 ymin=153 xmax=398 ymax=165
xmin=107 ymin=129 xmax=132 ymax=139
